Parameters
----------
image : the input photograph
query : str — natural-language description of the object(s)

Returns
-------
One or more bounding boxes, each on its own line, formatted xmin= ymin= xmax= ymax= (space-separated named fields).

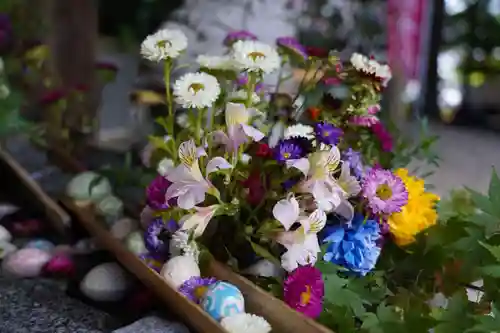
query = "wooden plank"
xmin=207 ymin=260 xmax=333 ymax=333
xmin=0 ymin=149 xmax=70 ymax=234
xmin=60 ymin=198 xmax=229 ymax=333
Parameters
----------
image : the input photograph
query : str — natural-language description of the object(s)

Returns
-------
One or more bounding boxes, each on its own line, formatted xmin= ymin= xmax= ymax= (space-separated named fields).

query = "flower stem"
xmin=245 ymin=73 xmax=255 ymax=108
xmin=163 ymin=59 xmax=177 ymax=159
xmin=195 ymin=108 xmax=204 ymax=145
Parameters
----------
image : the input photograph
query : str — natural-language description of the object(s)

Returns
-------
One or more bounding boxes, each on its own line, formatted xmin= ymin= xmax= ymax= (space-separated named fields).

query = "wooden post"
xmin=47 ymin=0 xmax=98 ymax=155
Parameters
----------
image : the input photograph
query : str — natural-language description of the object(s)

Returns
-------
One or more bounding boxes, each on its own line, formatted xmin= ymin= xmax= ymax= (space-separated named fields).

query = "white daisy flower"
xmin=221 ymin=313 xmax=271 ymax=333
xmin=197 ymin=55 xmax=235 ymax=71
xmin=284 ymin=124 xmax=314 ymax=140
xmin=229 ymin=90 xmax=261 ymax=104
xmin=173 ymin=72 xmax=221 ymax=108
xmin=350 ymin=52 xmax=392 ymax=86
xmin=157 ymin=158 xmax=174 ymax=176
xmin=140 ymin=29 xmax=188 ymax=62
xmin=232 ymin=40 xmax=281 ymax=74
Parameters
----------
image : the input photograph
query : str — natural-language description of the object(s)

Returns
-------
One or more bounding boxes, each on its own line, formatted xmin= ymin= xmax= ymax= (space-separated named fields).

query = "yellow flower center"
xmin=194 ymin=286 xmax=208 ymax=299
xmin=156 ymin=40 xmax=171 ymax=49
xmin=300 ymin=285 xmax=312 ymax=306
xmin=248 ymin=51 xmax=266 ymax=61
xmin=376 ymin=183 xmax=393 ymax=201
xmin=189 ymin=83 xmax=205 ymax=93
xmin=322 ymin=130 xmax=330 ymax=137
xmin=283 ymin=152 xmax=290 ymax=159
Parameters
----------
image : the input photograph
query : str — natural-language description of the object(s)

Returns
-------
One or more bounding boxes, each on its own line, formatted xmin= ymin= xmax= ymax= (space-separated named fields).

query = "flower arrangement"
xmin=133 ymin=28 xmax=500 ymax=333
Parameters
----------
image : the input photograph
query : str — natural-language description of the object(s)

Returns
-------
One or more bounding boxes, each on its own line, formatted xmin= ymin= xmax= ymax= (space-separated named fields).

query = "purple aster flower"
xmin=321 ymin=214 xmax=381 ymax=276
xmin=146 ymin=175 xmax=176 ymax=210
xmin=342 ymin=148 xmax=364 ymax=179
xmin=362 ymin=169 xmax=408 ymax=215
xmin=223 ymin=30 xmax=258 ymax=46
xmin=314 ymin=122 xmax=343 ymax=145
xmin=144 ymin=218 xmax=177 ymax=255
xmin=178 ymin=276 xmax=217 ymax=303
xmin=282 ymin=178 xmax=300 ymax=191
xmin=274 ymin=139 xmax=304 ymax=163
xmin=139 ymin=252 xmax=166 ymax=273
xmin=276 ymin=36 xmax=307 ymax=60
xmin=236 ymin=75 xmax=264 ymax=93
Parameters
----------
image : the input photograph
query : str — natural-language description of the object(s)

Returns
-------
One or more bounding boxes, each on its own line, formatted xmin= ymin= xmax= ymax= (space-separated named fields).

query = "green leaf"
xmin=434 ymin=292 xmax=475 ymax=333
xmin=488 ymin=168 xmax=500 ymax=211
xmin=479 ymin=241 xmax=500 ymax=261
xmin=247 ymin=238 xmax=280 ymax=266
xmin=466 ymin=304 xmax=500 ymax=333
xmin=467 ymin=188 xmax=495 ymax=216
xmin=479 ymin=265 xmax=500 ymax=278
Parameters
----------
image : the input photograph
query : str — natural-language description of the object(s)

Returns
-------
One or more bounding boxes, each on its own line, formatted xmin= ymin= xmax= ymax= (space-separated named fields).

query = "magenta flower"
xmin=146 ymin=175 xmax=176 ymax=210
xmin=223 ymin=30 xmax=257 ymax=46
xmin=178 ymin=276 xmax=217 ymax=303
xmin=283 ymin=266 xmax=324 ymax=319
xmin=362 ymin=169 xmax=408 ymax=215
xmin=371 ymin=122 xmax=393 ymax=152
xmin=276 ymin=36 xmax=307 ymax=60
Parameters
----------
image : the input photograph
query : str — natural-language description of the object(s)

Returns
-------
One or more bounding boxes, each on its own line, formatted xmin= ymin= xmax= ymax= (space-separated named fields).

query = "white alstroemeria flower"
xmin=140 ymin=29 xmax=188 ymax=61
xmin=284 ymin=124 xmax=314 ymax=140
xmin=338 ymin=162 xmax=361 ymax=197
xmin=179 ymin=204 xmax=220 ymax=237
xmin=157 ymin=158 xmax=174 ymax=176
xmin=213 ymin=103 xmax=265 ymax=153
xmin=280 ymin=234 xmax=321 ymax=272
xmin=197 ymin=55 xmax=236 ymax=71
xmin=232 ymin=40 xmax=281 ymax=74
xmin=166 ymin=140 xmax=232 ymax=209
xmin=272 ymin=195 xmax=326 ymax=271
xmin=287 ymin=146 xmax=343 ymax=213
xmin=173 ymin=72 xmax=221 ymax=109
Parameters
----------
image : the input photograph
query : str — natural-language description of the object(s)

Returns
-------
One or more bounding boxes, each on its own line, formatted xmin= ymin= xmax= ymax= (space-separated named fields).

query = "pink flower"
xmin=284 ymin=266 xmax=324 ymax=319
xmin=362 ymin=169 xmax=408 ymax=215
xmin=371 ymin=122 xmax=393 ymax=152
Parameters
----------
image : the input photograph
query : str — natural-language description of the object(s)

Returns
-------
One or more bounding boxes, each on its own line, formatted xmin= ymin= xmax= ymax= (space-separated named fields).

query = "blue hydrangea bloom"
xmin=321 ymin=214 xmax=381 ymax=276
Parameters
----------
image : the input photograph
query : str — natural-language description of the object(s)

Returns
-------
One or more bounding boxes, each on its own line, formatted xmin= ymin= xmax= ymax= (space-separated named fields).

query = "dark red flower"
xmin=255 ymin=143 xmax=272 ymax=158
xmin=74 ymin=84 xmax=89 ymax=92
xmin=40 ymin=90 xmax=66 ymax=105
xmin=242 ymin=172 xmax=266 ymax=206
xmin=146 ymin=175 xmax=176 ymax=210
xmin=307 ymin=107 xmax=321 ymax=120
xmin=305 ymin=46 xmax=329 ymax=58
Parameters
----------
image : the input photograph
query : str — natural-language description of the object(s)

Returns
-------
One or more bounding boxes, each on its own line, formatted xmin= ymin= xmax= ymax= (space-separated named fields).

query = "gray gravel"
xmin=112 ymin=316 xmax=190 ymax=333
xmin=0 ymin=276 xmax=111 ymax=333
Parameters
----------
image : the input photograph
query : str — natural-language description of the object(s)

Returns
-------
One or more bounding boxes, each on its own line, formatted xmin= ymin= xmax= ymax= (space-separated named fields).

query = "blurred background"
xmin=2 ymin=0 xmax=500 ymax=195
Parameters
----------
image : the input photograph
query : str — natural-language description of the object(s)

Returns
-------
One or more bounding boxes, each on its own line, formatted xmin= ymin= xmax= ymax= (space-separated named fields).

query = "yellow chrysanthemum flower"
xmin=387 ymin=168 xmax=439 ymax=246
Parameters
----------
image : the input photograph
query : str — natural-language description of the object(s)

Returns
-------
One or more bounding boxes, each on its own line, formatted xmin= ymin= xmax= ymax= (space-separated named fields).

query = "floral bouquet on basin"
xmin=135 ymin=28 xmax=466 ymax=333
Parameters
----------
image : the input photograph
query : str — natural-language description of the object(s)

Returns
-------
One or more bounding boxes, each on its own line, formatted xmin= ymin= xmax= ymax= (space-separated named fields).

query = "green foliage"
xmin=316 ymin=169 xmax=500 ymax=332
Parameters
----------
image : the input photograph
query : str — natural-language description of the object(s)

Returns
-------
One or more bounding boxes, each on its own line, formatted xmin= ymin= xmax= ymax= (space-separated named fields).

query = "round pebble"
xmin=160 ymin=256 xmax=200 ymax=289
xmin=111 ymin=218 xmax=138 ymax=240
xmin=0 ymin=225 xmax=12 ymax=242
xmin=125 ymin=231 xmax=147 ymax=255
xmin=24 ymin=239 xmax=55 ymax=252
xmin=2 ymin=248 xmax=51 ymax=278
xmin=80 ymin=262 xmax=130 ymax=302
